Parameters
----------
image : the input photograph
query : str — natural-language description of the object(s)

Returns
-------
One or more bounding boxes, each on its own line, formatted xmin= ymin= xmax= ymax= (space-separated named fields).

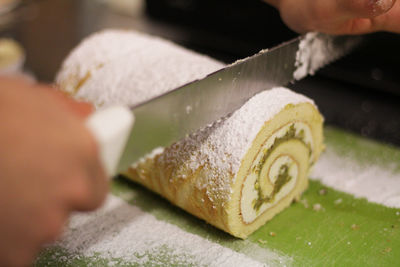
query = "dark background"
xmin=2 ymin=0 xmax=400 ymax=147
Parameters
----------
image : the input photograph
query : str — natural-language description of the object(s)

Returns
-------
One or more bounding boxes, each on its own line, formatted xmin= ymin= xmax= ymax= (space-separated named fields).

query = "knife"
xmin=86 ymin=32 xmax=361 ymax=177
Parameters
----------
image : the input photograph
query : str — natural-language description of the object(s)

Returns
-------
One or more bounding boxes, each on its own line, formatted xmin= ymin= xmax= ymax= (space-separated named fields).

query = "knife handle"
xmin=85 ymin=106 xmax=134 ymax=177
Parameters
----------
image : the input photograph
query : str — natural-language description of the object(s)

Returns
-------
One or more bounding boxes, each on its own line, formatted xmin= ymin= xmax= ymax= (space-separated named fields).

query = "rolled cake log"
xmin=57 ymin=30 xmax=324 ymax=239
xmin=56 ymin=29 xmax=224 ymax=107
xmin=127 ymin=88 xmax=323 ymax=238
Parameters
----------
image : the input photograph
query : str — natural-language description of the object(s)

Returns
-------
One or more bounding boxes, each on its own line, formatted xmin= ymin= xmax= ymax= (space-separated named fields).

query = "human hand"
xmin=0 ymin=77 xmax=108 ymax=266
xmin=264 ymin=0 xmax=400 ymax=34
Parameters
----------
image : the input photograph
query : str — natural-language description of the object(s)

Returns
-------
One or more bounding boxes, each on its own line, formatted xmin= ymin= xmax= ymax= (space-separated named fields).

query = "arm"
xmin=0 ymin=77 xmax=108 ymax=266
xmin=264 ymin=0 xmax=400 ymax=34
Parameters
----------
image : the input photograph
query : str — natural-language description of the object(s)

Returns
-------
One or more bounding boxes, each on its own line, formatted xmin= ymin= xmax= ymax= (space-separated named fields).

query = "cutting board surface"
xmin=35 ymin=127 xmax=400 ymax=266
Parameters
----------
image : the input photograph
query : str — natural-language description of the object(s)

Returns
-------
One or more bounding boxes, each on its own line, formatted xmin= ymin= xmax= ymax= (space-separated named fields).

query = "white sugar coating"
xmin=312 ymin=148 xmax=400 ymax=208
xmin=75 ymin=47 xmax=223 ymax=107
xmin=293 ymin=32 xmax=360 ymax=80
xmin=157 ymin=87 xmax=314 ymax=204
xmin=56 ymin=29 xmax=224 ymax=107
xmin=54 ymin=194 xmax=290 ymax=266
xmin=56 ymin=30 xmax=160 ymax=93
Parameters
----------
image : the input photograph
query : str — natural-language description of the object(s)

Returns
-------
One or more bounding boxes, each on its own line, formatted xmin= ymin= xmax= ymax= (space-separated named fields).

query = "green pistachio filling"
xmin=253 ymin=164 xmax=292 ymax=211
xmin=252 ymin=124 xmax=312 ymax=211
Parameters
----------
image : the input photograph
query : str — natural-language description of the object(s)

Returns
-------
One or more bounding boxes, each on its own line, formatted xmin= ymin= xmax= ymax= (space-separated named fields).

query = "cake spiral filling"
xmin=241 ymin=122 xmax=313 ymax=224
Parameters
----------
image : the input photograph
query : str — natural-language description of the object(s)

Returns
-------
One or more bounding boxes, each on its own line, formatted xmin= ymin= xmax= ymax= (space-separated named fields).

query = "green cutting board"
xmin=35 ymin=126 xmax=400 ymax=266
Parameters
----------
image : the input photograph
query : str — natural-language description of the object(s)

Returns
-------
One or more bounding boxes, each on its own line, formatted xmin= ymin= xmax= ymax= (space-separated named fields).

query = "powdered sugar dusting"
xmin=56 ymin=30 xmax=157 ymax=93
xmin=158 ymin=88 xmax=314 ymax=204
xmin=56 ymin=29 xmax=224 ymax=107
xmin=206 ymin=88 xmax=312 ymax=173
xmin=53 ymin=194 xmax=288 ymax=266
xmin=312 ymin=148 xmax=400 ymax=208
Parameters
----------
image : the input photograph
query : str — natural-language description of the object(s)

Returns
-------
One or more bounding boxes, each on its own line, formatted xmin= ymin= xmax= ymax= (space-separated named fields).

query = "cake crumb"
xmin=269 ymin=232 xmax=276 ymax=237
xmin=313 ymin=203 xmax=323 ymax=212
xmin=301 ymin=199 xmax=309 ymax=208
xmin=351 ymin=224 xmax=360 ymax=230
xmin=334 ymin=198 xmax=343 ymax=205
xmin=382 ymin=247 xmax=392 ymax=254
xmin=318 ymin=188 xmax=327 ymax=195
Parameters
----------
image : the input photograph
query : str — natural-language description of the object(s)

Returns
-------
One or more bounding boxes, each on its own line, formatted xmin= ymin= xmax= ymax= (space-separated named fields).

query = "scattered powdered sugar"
xmin=311 ymin=148 xmax=400 ymax=208
xmin=56 ymin=29 xmax=224 ymax=107
xmin=158 ymin=87 xmax=314 ymax=204
xmin=293 ymin=32 xmax=360 ymax=80
xmin=53 ymin=194 xmax=288 ymax=266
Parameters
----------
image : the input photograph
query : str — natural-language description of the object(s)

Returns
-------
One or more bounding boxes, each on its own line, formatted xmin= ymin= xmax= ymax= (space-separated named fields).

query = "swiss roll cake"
xmin=56 ymin=29 xmax=324 ymax=238
xmin=56 ymin=29 xmax=224 ymax=107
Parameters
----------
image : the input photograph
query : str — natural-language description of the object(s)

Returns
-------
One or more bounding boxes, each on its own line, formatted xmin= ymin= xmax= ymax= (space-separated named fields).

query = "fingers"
xmin=337 ymin=0 xmax=395 ymax=18
xmin=67 ymin=100 xmax=108 ymax=211
xmin=49 ymin=89 xmax=108 ymax=210
xmin=264 ymin=0 xmax=399 ymax=34
xmin=370 ymin=0 xmax=396 ymax=15
xmin=82 ymin=148 xmax=109 ymax=211
xmin=63 ymin=119 xmax=109 ymax=212
xmin=35 ymin=83 xmax=108 ymax=211
xmin=0 ymin=77 xmax=108 ymax=267
xmin=65 ymin=167 xmax=108 ymax=212
xmin=337 ymin=0 xmax=400 ymax=34
xmin=373 ymin=1 xmax=400 ymax=32
xmin=74 ymin=114 xmax=109 ymax=211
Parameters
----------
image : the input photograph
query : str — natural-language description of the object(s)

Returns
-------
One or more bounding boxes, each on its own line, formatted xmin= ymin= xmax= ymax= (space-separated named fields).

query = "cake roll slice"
xmin=126 ymin=87 xmax=324 ymax=238
xmin=56 ymin=29 xmax=324 ymax=239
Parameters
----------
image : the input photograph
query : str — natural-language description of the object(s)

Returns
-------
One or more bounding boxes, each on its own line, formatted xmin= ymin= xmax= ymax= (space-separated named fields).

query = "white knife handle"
xmin=85 ymin=106 xmax=134 ymax=177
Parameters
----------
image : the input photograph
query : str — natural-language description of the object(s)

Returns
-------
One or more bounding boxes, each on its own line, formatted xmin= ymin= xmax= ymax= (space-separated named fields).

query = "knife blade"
xmin=87 ymin=33 xmax=361 ymax=176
